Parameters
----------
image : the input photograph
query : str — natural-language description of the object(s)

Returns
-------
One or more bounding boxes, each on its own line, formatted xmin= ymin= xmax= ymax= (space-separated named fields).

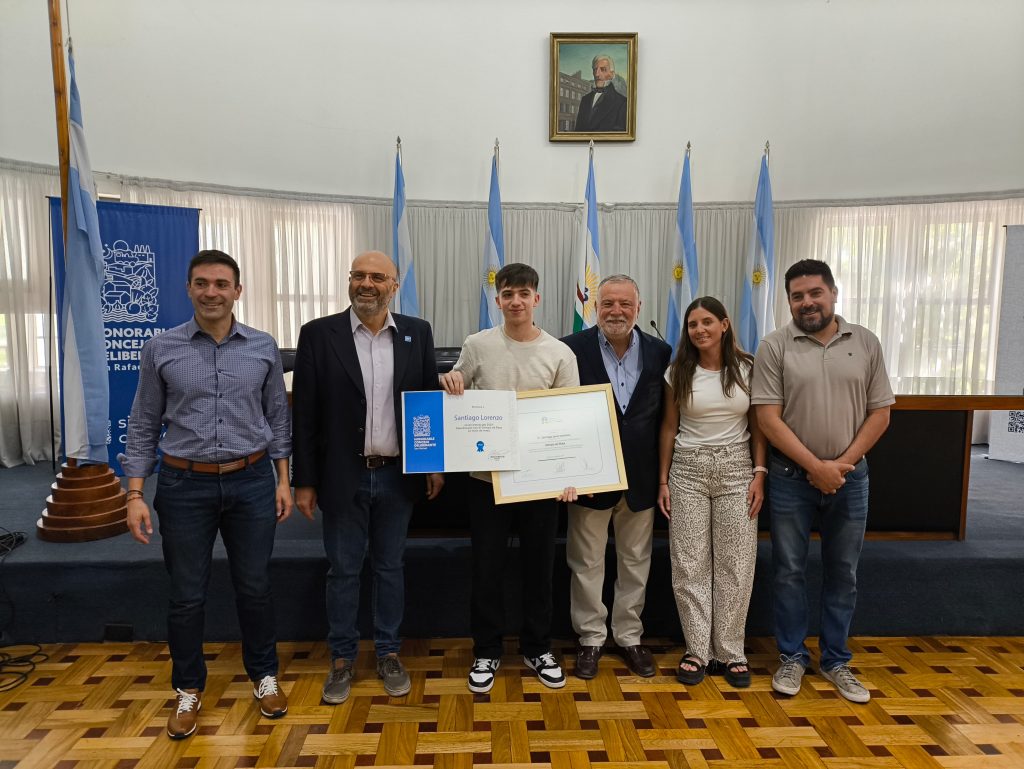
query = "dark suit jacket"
xmin=574 ymin=85 xmax=628 ymax=132
xmin=561 ymin=327 xmax=671 ymax=512
xmin=291 ymin=309 xmax=438 ymax=512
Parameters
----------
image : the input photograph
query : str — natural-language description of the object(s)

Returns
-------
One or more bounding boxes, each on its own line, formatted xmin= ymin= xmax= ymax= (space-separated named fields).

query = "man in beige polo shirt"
xmin=751 ymin=259 xmax=894 ymax=704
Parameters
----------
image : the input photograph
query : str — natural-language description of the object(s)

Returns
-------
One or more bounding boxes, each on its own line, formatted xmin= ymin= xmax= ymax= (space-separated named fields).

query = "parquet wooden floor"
xmin=2 ymin=636 xmax=1024 ymax=768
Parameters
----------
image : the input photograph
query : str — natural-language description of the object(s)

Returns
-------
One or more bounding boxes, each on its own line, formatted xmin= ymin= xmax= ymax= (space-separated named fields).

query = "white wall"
xmin=3 ymin=0 xmax=1023 ymax=204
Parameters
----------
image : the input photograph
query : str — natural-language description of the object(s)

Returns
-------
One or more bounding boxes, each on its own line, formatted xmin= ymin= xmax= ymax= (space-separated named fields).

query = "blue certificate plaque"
xmin=401 ymin=390 xmax=519 ymax=474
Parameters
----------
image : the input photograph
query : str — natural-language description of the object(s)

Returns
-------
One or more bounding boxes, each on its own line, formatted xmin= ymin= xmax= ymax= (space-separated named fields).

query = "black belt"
xmin=362 ymin=455 xmax=398 ymax=469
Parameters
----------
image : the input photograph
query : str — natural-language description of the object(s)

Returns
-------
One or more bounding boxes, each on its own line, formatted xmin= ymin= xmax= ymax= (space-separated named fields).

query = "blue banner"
xmin=402 ymin=391 xmax=446 ymax=473
xmin=51 ymin=199 xmax=200 ymax=473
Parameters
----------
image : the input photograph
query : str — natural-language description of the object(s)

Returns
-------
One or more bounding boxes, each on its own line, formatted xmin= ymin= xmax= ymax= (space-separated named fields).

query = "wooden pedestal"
xmin=36 ymin=462 xmax=129 ymax=542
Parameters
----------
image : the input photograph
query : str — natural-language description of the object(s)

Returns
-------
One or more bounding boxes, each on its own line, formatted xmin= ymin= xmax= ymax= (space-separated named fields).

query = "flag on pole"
xmin=573 ymin=149 xmax=601 ymax=332
xmin=665 ymin=148 xmax=699 ymax=355
xmin=479 ymin=148 xmax=505 ymax=330
xmin=393 ymin=143 xmax=419 ymax=317
xmin=738 ymin=151 xmax=776 ymax=353
xmin=60 ymin=48 xmax=109 ymax=464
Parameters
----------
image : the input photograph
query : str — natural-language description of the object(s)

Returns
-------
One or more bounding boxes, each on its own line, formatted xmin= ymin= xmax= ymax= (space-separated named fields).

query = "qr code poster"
xmin=989 ymin=410 xmax=1024 ymax=463
xmin=1008 ymin=411 xmax=1024 ymax=434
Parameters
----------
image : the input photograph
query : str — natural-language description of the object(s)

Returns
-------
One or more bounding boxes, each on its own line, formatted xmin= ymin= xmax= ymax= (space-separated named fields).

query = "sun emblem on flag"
xmin=577 ymin=264 xmax=601 ymax=322
xmin=483 ymin=265 xmax=498 ymax=287
xmin=672 ymin=263 xmax=684 ymax=283
xmin=752 ymin=263 xmax=767 ymax=286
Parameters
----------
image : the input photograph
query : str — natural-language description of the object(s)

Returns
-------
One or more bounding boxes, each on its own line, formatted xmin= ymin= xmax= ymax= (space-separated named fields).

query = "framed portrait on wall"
xmin=549 ymin=32 xmax=637 ymax=142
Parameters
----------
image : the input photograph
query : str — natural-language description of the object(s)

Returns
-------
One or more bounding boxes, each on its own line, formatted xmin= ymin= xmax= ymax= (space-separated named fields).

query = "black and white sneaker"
xmin=524 ymin=652 xmax=566 ymax=689
xmin=468 ymin=658 xmax=501 ymax=693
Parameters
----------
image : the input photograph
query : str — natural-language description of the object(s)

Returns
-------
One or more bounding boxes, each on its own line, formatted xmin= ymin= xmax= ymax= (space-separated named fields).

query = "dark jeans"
xmin=768 ymin=453 xmax=870 ymax=671
xmin=322 ymin=464 xmax=413 ymax=661
xmin=154 ymin=454 xmax=279 ymax=691
xmin=469 ymin=478 xmax=558 ymax=659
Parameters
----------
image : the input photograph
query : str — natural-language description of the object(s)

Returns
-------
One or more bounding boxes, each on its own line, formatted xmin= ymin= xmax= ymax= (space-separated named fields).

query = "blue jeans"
xmin=769 ymin=453 xmax=869 ymax=671
xmin=154 ymin=454 xmax=279 ymax=691
xmin=322 ymin=464 xmax=413 ymax=661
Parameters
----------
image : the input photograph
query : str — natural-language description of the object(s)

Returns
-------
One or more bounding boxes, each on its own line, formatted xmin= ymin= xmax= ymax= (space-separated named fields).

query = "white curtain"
xmin=0 ymin=163 xmax=61 ymax=467
xmin=3 ymin=158 xmax=1022 ymax=465
xmin=776 ymin=199 xmax=1020 ymax=395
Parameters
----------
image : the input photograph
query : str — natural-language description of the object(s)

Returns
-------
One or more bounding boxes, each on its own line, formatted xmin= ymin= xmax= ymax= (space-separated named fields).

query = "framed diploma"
xmin=492 ymin=383 xmax=627 ymax=504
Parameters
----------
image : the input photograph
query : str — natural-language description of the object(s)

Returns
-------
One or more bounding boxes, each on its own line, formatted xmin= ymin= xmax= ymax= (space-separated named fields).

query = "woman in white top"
xmin=657 ymin=296 xmax=767 ymax=688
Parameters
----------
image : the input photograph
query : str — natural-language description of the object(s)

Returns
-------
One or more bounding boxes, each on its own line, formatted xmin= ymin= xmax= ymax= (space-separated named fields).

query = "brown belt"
xmin=162 ymin=450 xmax=266 ymax=475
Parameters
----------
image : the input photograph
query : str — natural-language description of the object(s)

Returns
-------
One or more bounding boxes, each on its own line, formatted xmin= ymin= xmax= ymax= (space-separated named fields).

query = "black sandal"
xmin=724 ymin=660 xmax=751 ymax=688
xmin=676 ymin=655 xmax=705 ymax=686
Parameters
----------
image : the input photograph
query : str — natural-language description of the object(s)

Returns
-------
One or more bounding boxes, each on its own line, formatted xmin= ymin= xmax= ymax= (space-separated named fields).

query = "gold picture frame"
xmin=492 ymin=383 xmax=628 ymax=504
xmin=549 ymin=32 xmax=638 ymax=142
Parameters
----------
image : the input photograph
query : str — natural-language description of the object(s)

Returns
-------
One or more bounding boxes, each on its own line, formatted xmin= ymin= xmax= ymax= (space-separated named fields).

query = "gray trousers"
xmin=668 ymin=443 xmax=757 ymax=665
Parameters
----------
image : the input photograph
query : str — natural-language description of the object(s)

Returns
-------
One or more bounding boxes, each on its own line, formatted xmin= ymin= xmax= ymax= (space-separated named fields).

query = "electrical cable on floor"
xmin=0 ymin=643 xmax=46 ymax=692
xmin=0 ymin=526 xmax=45 ymax=692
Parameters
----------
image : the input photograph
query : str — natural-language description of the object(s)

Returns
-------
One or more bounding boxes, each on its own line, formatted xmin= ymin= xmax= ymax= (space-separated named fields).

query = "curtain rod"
xmin=4 ymin=156 xmax=1023 ymax=212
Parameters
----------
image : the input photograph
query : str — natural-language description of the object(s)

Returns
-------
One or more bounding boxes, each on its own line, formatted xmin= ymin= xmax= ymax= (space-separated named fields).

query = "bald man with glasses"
xmin=292 ymin=250 xmax=443 ymax=705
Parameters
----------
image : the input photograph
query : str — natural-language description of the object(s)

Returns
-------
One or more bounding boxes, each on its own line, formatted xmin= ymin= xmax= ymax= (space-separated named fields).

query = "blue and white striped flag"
xmin=573 ymin=151 xmax=601 ymax=332
xmin=665 ymin=151 xmax=699 ymax=356
xmin=392 ymin=149 xmax=419 ymax=317
xmin=739 ymin=153 xmax=776 ymax=353
xmin=479 ymin=151 xmax=505 ymax=330
xmin=60 ymin=50 xmax=109 ymax=465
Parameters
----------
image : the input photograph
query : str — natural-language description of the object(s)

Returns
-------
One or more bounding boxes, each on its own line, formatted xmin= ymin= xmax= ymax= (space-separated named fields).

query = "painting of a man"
xmin=550 ymin=34 xmax=636 ymax=142
xmin=574 ymin=54 xmax=627 ymax=132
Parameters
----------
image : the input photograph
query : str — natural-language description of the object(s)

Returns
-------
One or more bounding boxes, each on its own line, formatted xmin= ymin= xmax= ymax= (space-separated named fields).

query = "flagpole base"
xmin=36 ymin=462 xmax=129 ymax=543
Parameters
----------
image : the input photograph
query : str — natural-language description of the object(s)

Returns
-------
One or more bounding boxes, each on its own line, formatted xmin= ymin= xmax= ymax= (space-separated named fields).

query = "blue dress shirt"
xmin=119 ymin=317 xmax=291 ymax=478
xmin=598 ymin=327 xmax=642 ymax=414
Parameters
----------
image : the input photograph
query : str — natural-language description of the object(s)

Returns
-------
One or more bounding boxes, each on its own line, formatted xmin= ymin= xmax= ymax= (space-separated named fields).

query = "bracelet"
xmin=752 ymin=466 xmax=768 ymax=474
xmin=125 ymin=490 xmax=144 ymax=501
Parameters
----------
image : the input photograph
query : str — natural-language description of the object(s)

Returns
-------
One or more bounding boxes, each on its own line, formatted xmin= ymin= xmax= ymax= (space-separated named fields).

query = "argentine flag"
xmin=739 ymin=154 xmax=776 ymax=353
xmin=393 ymin=150 xmax=419 ymax=317
xmin=665 ymin=151 xmax=699 ymax=356
xmin=573 ymin=153 xmax=601 ymax=332
xmin=479 ymin=152 xmax=505 ymax=330
xmin=60 ymin=50 xmax=110 ymax=465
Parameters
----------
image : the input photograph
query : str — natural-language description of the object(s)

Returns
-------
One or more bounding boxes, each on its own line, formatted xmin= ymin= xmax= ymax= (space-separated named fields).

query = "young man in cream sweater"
xmin=440 ymin=263 xmax=579 ymax=693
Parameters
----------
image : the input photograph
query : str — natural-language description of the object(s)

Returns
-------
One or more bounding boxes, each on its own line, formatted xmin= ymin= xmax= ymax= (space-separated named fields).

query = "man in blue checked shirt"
xmin=120 ymin=250 xmax=293 ymax=740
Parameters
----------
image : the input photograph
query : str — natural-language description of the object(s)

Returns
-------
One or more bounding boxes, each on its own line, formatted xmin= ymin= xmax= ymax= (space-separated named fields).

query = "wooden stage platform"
xmin=2 ymin=636 xmax=1023 ymax=768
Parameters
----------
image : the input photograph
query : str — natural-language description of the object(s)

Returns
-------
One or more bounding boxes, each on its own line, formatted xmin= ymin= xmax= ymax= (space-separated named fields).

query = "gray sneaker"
xmin=322 ymin=658 xmax=353 ymax=705
xmin=377 ymin=654 xmax=411 ymax=697
xmin=821 ymin=664 xmax=870 ymax=703
xmin=771 ymin=654 xmax=806 ymax=696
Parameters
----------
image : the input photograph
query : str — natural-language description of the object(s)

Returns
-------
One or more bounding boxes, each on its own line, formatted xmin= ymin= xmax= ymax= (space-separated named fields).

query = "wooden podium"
xmin=36 ymin=462 xmax=129 ymax=542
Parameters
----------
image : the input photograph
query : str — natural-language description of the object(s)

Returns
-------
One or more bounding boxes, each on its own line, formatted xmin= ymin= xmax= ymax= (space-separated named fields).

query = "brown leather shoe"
xmin=253 ymin=675 xmax=288 ymax=718
xmin=575 ymin=646 xmax=602 ymax=680
xmin=167 ymin=688 xmax=201 ymax=739
xmin=621 ymin=645 xmax=656 ymax=677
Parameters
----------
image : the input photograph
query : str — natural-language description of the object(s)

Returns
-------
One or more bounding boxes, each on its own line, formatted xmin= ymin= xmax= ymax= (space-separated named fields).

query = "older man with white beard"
xmin=560 ymin=275 xmax=671 ymax=678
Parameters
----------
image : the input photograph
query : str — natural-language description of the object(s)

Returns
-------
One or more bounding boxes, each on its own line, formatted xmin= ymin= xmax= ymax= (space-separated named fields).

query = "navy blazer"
xmin=291 ymin=308 xmax=438 ymax=512
xmin=561 ymin=326 xmax=671 ymax=512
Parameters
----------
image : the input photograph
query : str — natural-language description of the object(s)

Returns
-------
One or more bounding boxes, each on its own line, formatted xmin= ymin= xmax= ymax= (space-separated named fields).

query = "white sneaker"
xmin=821 ymin=664 xmax=871 ymax=703
xmin=771 ymin=654 xmax=806 ymax=696
xmin=524 ymin=652 xmax=566 ymax=689
xmin=468 ymin=658 xmax=501 ymax=693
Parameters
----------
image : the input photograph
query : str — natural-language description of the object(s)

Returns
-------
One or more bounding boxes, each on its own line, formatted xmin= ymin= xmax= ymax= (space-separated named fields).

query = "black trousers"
xmin=469 ymin=478 xmax=559 ymax=659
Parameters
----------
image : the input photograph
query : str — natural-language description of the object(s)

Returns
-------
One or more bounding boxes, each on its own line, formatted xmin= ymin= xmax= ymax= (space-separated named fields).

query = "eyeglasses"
xmin=349 ymin=271 xmax=394 ymax=285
